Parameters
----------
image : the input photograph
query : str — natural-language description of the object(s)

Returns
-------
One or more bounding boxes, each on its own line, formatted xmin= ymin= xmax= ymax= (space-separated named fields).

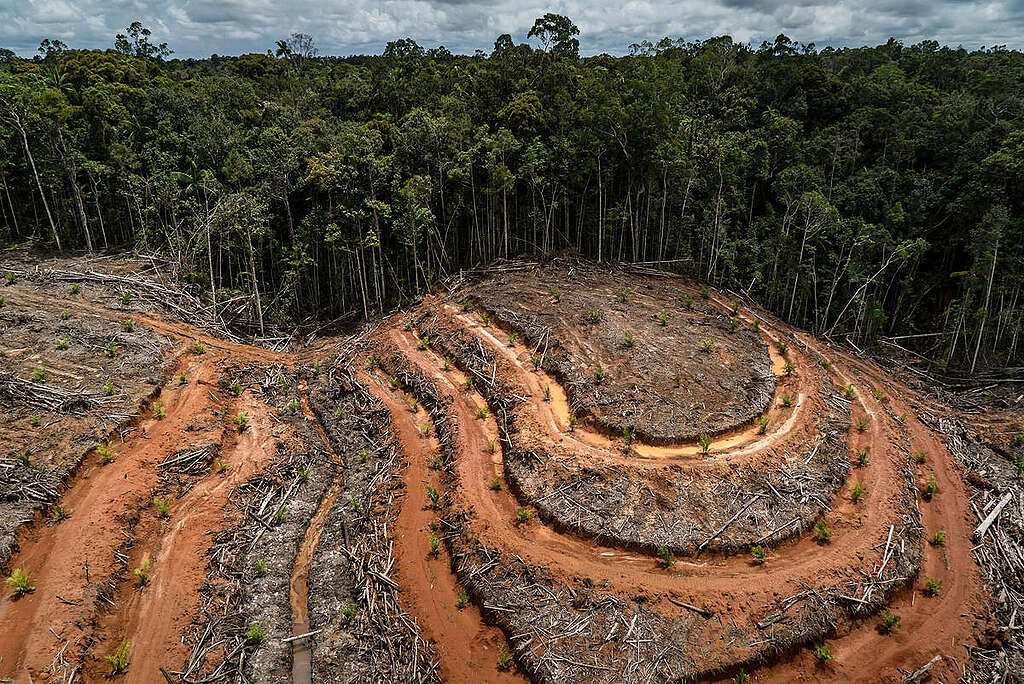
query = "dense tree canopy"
xmin=0 ymin=19 xmax=1021 ymax=372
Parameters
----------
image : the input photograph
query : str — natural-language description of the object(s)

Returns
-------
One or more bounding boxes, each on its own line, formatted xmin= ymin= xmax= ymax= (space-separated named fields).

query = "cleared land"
xmin=0 ymin=253 xmax=1019 ymax=683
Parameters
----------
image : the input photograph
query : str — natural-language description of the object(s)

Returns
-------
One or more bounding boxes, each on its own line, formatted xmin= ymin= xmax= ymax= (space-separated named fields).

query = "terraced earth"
xmin=0 ymin=254 xmax=1020 ymax=683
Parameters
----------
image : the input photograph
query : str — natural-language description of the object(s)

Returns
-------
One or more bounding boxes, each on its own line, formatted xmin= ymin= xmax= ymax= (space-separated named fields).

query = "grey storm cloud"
xmin=1 ymin=0 xmax=1022 ymax=58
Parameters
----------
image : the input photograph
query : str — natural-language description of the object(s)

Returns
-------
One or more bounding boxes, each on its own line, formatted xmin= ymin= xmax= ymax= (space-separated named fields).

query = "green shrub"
xmin=96 ymin=442 xmax=118 ymax=464
xmin=153 ymin=497 xmax=171 ymax=519
xmin=488 ymin=477 xmax=502 ymax=491
xmin=922 ymin=475 xmax=937 ymax=500
xmin=104 ymin=341 xmax=119 ymax=357
xmin=15 ymin=449 xmax=31 ymax=467
xmin=855 ymin=416 xmax=869 ymax=432
xmin=776 ymin=341 xmax=788 ymax=354
xmin=215 ymin=459 xmax=229 ymax=474
xmin=348 ymin=494 xmax=361 ymax=512
xmin=191 ymin=339 xmax=206 ymax=354
xmin=4 ymin=272 xmax=16 ymax=285
xmin=6 ymin=567 xmax=35 ymax=596
xmin=699 ymin=286 xmax=709 ymax=299
xmin=750 ymin=546 xmax=766 ymax=564
xmin=783 ymin=360 xmax=796 ymax=375
xmin=105 ymin=640 xmax=131 ymax=674
xmin=426 ymin=485 xmax=440 ymax=507
xmin=119 ymin=291 xmax=132 ymax=306
xmin=288 ymin=398 xmax=299 ymax=413
xmin=61 ymin=310 xmax=71 ymax=321
xmin=622 ymin=427 xmax=633 ymax=447
xmin=658 ymin=312 xmax=668 ymax=326
xmin=298 ymin=465 xmax=309 ymax=480
xmin=618 ymin=288 xmax=631 ymax=303
xmin=245 ymin=622 xmax=265 ymax=645
xmin=850 ymin=482 xmax=865 ymax=503
xmin=178 ymin=371 xmax=187 ymax=385
xmin=152 ymin=401 xmax=165 ymax=419
xmin=50 ymin=504 xmax=71 ymax=521
xmin=780 ymin=393 xmax=794 ymax=408
xmin=272 ymin=505 xmax=287 ymax=523
xmin=913 ymin=450 xmax=927 ymax=464
xmin=879 ymin=610 xmax=901 ymax=634
xmin=623 ymin=331 xmax=636 ymax=348
xmin=417 ymin=335 xmax=429 ymax=350
xmin=587 ymin=309 xmax=603 ymax=324
xmin=342 ymin=602 xmax=357 ymax=622
xmin=756 ymin=415 xmax=769 ymax=434
xmin=102 ymin=380 xmax=115 ymax=396
xmin=684 ymin=295 xmax=694 ymax=310
xmin=854 ymin=446 xmax=869 ymax=467
xmin=548 ymin=288 xmax=561 ymax=303
xmin=456 ymin=589 xmax=470 ymax=609
xmin=29 ymin=415 xmax=40 ymax=427
xmin=32 ymin=367 xmax=47 ymax=382
xmin=428 ymin=534 xmax=440 ymax=557
xmin=842 ymin=383 xmax=855 ymax=399
xmin=134 ymin=557 xmax=152 ymax=587
xmin=593 ymin=366 xmax=604 ymax=383
xmin=70 ymin=283 xmax=80 ymax=295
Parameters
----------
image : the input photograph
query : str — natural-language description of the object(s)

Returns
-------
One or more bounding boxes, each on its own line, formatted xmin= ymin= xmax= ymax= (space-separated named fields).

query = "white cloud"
xmin=0 ymin=0 xmax=1021 ymax=57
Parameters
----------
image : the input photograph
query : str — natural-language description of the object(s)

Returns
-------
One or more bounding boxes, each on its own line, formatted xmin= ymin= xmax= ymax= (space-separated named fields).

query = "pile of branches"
xmin=0 ymin=371 xmax=122 ymax=415
xmin=924 ymin=412 xmax=1024 ymax=681
xmin=307 ymin=367 xmax=439 ymax=682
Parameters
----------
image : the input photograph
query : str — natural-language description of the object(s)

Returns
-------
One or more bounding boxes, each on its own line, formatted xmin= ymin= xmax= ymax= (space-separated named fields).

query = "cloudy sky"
xmin=2 ymin=0 xmax=1022 ymax=58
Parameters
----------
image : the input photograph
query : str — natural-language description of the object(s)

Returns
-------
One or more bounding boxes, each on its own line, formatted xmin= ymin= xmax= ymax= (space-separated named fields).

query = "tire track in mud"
xmin=367 ymin=369 xmax=524 ymax=683
xmin=288 ymin=391 xmax=344 ymax=684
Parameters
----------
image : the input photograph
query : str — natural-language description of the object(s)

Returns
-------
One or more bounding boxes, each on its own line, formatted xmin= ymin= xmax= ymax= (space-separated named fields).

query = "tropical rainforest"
xmin=0 ymin=16 xmax=1021 ymax=373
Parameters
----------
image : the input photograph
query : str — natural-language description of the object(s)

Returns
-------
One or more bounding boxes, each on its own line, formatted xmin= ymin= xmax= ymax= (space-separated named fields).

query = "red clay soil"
xmin=369 ymin=369 xmax=523 ymax=684
xmin=0 ymin=316 xmax=291 ymax=683
xmin=369 ymin=282 xmax=988 ymax=681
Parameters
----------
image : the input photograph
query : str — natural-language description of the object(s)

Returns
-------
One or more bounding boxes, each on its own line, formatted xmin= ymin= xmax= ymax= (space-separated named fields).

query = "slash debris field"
xmin=0 ymin=253 xmax=1021 ymax=683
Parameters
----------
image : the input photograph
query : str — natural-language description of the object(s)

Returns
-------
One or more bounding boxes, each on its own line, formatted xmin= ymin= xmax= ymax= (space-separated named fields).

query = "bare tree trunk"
xmin=971 ymin=237 xmax=999 ymax=374
xmin=11 ymin=113 xmax=61 ymax=250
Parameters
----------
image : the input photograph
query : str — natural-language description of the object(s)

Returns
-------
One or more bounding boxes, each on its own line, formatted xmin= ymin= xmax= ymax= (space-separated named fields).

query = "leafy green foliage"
xmin=105 ymin=640 xmax=131 ymax=674
xmin=6 ymin=567 xmax=35 ymax=596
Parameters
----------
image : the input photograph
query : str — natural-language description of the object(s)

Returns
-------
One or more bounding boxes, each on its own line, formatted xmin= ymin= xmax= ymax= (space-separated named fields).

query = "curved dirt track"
xmin=369 ymin=278 xmax=987 ymax=682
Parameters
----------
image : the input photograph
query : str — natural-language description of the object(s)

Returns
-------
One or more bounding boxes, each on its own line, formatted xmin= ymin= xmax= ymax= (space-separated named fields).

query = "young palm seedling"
xmin=929 ymin=530 xmax=947 ymax=546
xmin=623 ymin=331 xmax=636 ymax=348
xmin=854 ymin=446 xmax=869 ymax=467
xmin=29 ymin=415 xmax=40 ymax=427
xmin=134 ymin=557 xmax=152 ymax=587
xmin=783 ymin=360 xmax=796 ymax=376
xmin=924 ymin=577 xmax=942 ymax=596
xmin=497 ymin=648 xmax=514 ymax=671
xmin=32 ymin=367 xmax=47 ymax=382
xmin=777 ymin=341 xmax=788 ymax=355
xmin=426 ymin=485 xmax=440 ymax=507
xmin=701 ymin=337 xmax=715 ymax=353
xmin=105 ymin=640 xmax=131 ymax=674
xmin=588 ymin=308 xmax=603 ymax=324
xmin=70 ymin=283 xmax=80 ymax=295
xmin=658 ymin=312 xmax=668 ymax=327
xmin=178 ymin=371 xmax=187 ymax=385
xmin=15 ymin=449 xmax=31 ymax=467
xmin=698 ymin=433 xmax=711 ymax=454
xmin=489 ymin=477 xmax=502 ymax=491
xmin=549 ymin=287 xmax=561 ymax=303
xmin=50 ymin=504 xmax=71 ymax=522
xmin=780 ymin=393 xmax=794 ymax=408
xmin=750 ymin=545 xmax=767 ymax=564
xmin=191 ymin=339 xmax=207 ymax=354
xmin=105 ymin=341 xmax=119 ymax=358
xmin=913 ymin=449 xmax=927 ymax=464
xmin=684 ymin=295 xmax=694 ymax=310
xmin=922 ymin=475 xmax=937 ymax=501
xmin=855 ymin=416 xmax=869 ymax=432
xmin=814 ymin=520 xmax=832 ymax=544
xmin=102 ymin=380 xmax=115 ymax=396
xmin=428 ymin=534 xmax=440 ymax=557
xmin=515 ymin=507 xmax=532 ymax=524
xmin=153 ymin=497 xmax=171 ymax=519
xmin=593 ymin=366 xmax=605 ymax=383
xmin=215 ymin=459 xmax=229 ymax=474
xmin=96 ymin=442 xmax=118 ymax=464
xmin=814 ymin=643 xmax=833 ymax=665
xmin=234 ymin=412 xmax=249 ymax=432
xmin=152 ymin=401 xmax=165 ymax=419
xmin=121 ymin=319 xmax=134 ymax=332
xmin=245 ymin=622 xmax=266 ymax=645
xmin=254 ymin=560 xmax=268 ymax=577
xmin=618 ymin=288 xmax=631 ymax=303
xmin=119 ymin=291 xmax=132 ymax=306
xmin=6 ymin=567 xmax=35 ymax=597
xmin=879 ymin=610 xmax=901 ymax=634
xmin=456 ymin=589 xmax=470 ymax=610
xmin=622 ymin=427 xmax=634 ymax=447
xmin=288 ymin=398 xmax=299 ymax=413
xmin=756 ymin=415 xmax=770 ymax=434
xmin=56 ymin=337 xmax=69 ymax=350
xmin=657 ymin=545 xmax=674 ymax=569
xmin=842 ymin=383 xmax=856 ymax=399
xmin=850 ymin=482 xmax=865 ymax=503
